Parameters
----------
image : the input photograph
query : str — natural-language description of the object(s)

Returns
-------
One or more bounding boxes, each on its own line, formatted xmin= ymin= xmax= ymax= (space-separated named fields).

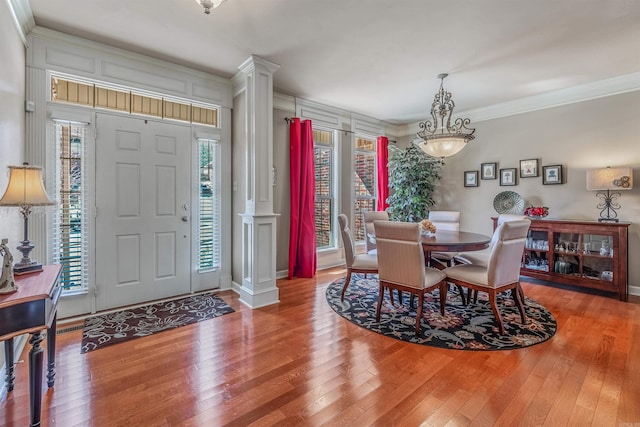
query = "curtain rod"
xmin=284 ymin=117 xmax=396 ymax=143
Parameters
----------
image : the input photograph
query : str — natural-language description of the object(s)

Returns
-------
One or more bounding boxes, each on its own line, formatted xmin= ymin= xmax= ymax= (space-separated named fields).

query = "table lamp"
xmin=0 ymin=163 xmax=54 ymax=274
xmin=586 ymin=166 xmax=633 ymax=222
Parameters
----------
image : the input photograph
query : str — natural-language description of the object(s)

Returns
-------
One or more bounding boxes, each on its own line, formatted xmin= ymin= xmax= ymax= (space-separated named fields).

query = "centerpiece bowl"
xmin=524 ymin=206 xmax=549 ymax=218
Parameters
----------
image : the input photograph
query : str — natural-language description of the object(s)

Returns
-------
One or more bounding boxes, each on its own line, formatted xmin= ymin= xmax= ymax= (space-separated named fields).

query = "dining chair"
xmin=338 ymin=214 xmax=378 ymax=301
xmin=454 ymin=214 xmax=527 ymax=266
xmin=374 ymin=220 xmax=447 ymax=335
xmin=363 ymin=210 xmax=389 ymax=254
xmin=443 ymin=219 xmax=531 ymax=334
xmin=428 ymin=210 xmax=460 ymax=268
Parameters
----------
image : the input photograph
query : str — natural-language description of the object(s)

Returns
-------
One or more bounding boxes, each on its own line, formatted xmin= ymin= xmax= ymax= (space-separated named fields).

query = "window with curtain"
xmin=353 ymin=136 xmax=377 ymax=241
xmin=198 ymin=138 xmax=221 ymax=271
xmin=53 ymin=121 xmax=88 ymax=292
xmin=313 ymin=128 xmax=335 ymax=249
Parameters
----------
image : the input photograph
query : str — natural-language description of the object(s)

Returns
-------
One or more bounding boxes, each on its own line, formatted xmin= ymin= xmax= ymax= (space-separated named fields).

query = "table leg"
xmin=4 ymin=338 xmax=15 ymax=392
xmin=47 ymin=315 xmax=57 ymax=387
xmin=29 ymin=331 xmax=44 ymax=427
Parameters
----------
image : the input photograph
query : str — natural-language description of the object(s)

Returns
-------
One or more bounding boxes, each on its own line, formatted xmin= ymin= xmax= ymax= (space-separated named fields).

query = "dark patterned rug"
xmin=81 ymin=292 xmax=234 ymax=353
xmin=326 ymin=274 xmax=556 ymax=350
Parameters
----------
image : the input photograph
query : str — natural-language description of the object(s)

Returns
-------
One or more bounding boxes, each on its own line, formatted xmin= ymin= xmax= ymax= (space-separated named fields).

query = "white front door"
xmin=95 ymin=113 xmax=191 ymax=311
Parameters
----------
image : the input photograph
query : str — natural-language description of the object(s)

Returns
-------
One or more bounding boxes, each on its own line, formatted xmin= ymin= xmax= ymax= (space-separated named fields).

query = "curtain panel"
xmin=288 ymin=118 xmax=317 ymax=279
xmin=376 ymin=136 xmax=389 ymax=211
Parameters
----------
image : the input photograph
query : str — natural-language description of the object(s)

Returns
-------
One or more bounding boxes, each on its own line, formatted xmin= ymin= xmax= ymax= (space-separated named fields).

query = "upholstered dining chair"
xmin=338 ymin=214 xmax=378 ymax=301
xmin=374 ymin=220 xmax=447 ymax=335
xmin=428 ymin=210 xmax=461 ymax=268
xmin=443 ymin=219 xmax=531 ymax=335
xmin=454 ymin=214 xmax=527 ymax=267
xmin=363 ymin=210 xmax=389 ymax=254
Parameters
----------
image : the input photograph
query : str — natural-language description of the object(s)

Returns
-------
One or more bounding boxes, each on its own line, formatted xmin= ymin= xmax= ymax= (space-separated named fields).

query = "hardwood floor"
xmin=2 ymin=268 xmax=639 ymax=426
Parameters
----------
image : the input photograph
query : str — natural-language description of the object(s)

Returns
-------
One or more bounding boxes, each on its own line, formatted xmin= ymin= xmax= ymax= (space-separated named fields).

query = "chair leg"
xmin=388 ymin=287 xmax=396 ymax=305
xmin=415 ymin=292 xmax=424 ymax=335
xmin=376 ymin=281 xmax=385 ymax=322
xmin=455 ymin=284 xmax=467 ymax=305
xmin=438 ymin=282 xmax=446 ymax=316
xmin=340 ymin=269 xmax=353 ymax=301
xmin=517 ymin=283 xmax=526 ymax=306
xmin=488 ymin=290 xmax=505 ymax=335
xmin=514 ymin=283 xmax=527 ymax=324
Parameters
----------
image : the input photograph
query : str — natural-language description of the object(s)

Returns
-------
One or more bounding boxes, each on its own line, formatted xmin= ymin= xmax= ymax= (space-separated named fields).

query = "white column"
xmin=234 ymin=55 xmax=280 ymax=308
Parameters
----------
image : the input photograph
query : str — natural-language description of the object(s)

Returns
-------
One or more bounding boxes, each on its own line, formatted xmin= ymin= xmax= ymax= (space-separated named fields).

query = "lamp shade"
xmin=586 ymin=167 xmax=633 ymax=191
xmin=0 ymin=164 xmax=54 ymax=207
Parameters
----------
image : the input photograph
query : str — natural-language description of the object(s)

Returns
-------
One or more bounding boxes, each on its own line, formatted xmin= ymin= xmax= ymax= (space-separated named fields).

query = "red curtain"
xmin=376 ymin=136 xmax=389 ymax=211
xmin=288 ymin=118 xmax=317 ymax=279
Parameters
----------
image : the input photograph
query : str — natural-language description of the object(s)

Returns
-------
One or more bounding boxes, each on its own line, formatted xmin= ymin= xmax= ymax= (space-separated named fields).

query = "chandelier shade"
xmin=195 ymin=0 xmax=226 ymax=14
xmin=416 ymin=73 xmax=475 ymax=159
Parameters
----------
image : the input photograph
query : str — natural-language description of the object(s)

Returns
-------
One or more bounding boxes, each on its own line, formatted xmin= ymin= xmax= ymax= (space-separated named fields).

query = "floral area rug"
xmin=326 ymin=274 xmax=556 ymax=350
xmin=81 ymin=292 xmax=234 ymax=353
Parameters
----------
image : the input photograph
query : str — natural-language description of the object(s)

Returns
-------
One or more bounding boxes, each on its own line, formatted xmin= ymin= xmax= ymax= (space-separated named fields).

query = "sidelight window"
xmin=53 ymin=121 xmax=88 ymax=292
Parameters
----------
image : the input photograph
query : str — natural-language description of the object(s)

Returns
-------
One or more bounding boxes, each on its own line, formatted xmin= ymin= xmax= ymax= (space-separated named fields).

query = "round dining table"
xmin=421 ymin=230 xmax=491 ymax=267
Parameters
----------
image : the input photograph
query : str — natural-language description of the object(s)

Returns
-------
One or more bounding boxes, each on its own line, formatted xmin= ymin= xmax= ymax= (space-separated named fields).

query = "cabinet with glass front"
xmin=492 ymin=217 xmax=630 ymax=301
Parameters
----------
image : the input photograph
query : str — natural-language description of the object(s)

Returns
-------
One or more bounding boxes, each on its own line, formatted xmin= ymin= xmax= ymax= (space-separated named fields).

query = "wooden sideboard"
xmin=492 ymin=218 xmax=630 ymax=301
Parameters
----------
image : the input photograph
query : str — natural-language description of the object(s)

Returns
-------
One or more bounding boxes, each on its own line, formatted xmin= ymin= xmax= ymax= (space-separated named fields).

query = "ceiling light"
xmin=195 ymin=0 xmax=226 ymax=14
xmin=415 ymin=73 xmax=475 ymax=159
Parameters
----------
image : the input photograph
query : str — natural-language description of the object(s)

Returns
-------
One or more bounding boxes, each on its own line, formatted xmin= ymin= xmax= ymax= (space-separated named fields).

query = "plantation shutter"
xmin=197 ymin=138 xmax=221 ymax=271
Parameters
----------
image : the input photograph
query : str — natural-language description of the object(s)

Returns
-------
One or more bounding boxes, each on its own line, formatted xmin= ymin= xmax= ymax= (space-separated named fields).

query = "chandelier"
xmin=195 ymin=0 xmax=226 ymax=14
xmin=415 ymin=73 xmax=475 ymax=159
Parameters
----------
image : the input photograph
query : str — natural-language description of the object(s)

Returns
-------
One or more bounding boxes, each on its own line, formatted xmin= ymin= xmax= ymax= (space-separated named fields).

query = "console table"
xmin=0 ymin=264 xmax=62 ymax=427
xmin=493 ymin=218 xmax=630 ymax=301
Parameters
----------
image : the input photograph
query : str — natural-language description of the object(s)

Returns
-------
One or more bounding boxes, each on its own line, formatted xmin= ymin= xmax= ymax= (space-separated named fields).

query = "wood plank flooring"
xmin=2 ymin=268 xmax=639 ymax=426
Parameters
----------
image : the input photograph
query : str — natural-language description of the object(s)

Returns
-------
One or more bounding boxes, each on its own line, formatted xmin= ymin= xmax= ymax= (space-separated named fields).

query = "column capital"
xmin=237 ymin=55 xmax=280 ymax=75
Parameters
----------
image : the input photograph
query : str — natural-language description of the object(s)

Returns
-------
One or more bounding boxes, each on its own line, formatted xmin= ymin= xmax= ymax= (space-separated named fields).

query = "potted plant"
xmin=386 ymin=144 xmax=442 ymax=222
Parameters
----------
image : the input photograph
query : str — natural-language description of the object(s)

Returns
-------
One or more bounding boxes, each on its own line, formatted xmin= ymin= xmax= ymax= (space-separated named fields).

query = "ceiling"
xmin=27 ymin=0 xmax=640 ymax=125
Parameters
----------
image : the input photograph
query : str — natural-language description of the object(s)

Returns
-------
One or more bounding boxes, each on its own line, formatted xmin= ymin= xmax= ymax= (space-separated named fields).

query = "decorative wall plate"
xmin=493 ymin=191 xmax=525 ymax=214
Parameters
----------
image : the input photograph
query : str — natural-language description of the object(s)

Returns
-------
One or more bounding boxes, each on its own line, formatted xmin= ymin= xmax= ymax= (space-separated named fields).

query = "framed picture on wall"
xmin=520 ymin=159 xmax=539 ymax=178
xmin=464 ymin=171 xmax=479 ymax=187
xmin=481 ymin=162 xmax=497 ymax=180
xmin=543 ymin=165 xmax=563 ymax=185
xmin=500 ymin=168 xmax=517 ymax=186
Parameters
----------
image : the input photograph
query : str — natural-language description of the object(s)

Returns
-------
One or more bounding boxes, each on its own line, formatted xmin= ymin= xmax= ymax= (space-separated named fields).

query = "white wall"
xmin=0 ymin=0 xmax=26 ymax=397
xmin=0 ymin=1 xmax=24 ymax=252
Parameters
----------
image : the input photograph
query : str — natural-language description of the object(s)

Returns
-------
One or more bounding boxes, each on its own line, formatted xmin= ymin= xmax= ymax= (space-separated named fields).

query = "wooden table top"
xmin=421 ymin=230 xmax=491 ymax=252
xmin=0 ymin=265 xmax=62 ymax=309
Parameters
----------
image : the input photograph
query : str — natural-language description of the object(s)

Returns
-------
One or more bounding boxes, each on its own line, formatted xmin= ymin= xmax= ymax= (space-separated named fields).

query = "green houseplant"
xmin=386 ymin=144 xmax=442 ymax=222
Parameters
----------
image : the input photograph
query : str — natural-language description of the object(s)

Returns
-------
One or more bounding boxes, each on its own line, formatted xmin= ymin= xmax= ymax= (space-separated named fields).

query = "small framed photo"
xmin=481 ymin=162 xmax=497 ymax=180
xmin=520 ymin=159 xmax=539 ymax=178
xmin=543 ymin=165 xmax=563 ymax=185
xmin=500 ymin=168 xmax=517 ymax=186
xmin=464 ymin=171 xmax=479 ymax=187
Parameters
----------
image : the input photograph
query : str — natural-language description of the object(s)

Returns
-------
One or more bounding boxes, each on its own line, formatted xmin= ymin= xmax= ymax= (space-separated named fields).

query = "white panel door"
xmin=95 ymin=113 xmax=191 ymax=311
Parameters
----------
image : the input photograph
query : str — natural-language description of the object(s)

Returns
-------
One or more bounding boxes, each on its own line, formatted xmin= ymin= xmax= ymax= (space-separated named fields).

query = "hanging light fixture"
xmin=195 ymin=0 xmax=226 ymax=14
xmin=415 ymin=73 xmax=475 ymax=159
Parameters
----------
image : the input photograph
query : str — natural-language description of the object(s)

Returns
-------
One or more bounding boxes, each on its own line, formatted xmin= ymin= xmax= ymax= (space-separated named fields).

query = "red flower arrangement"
xmin=524 ymin=206 xmax=549 ymax=218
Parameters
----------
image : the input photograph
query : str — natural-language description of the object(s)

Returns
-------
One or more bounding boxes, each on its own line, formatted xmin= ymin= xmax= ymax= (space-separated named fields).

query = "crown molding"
xmin=464 ymin=72 xmax=640 ymax=123
xmin=6 ymin=0 xmax=35 ymax=45
xmin=273 ymin=92 xmax=295 ymax=112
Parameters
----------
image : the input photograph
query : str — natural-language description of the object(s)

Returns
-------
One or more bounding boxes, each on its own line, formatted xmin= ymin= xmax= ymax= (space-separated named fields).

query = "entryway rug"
xmin=81 ymin=292 xmax=234 ymax=353
xmin=326 ymin=274 xmax=556 ymax=350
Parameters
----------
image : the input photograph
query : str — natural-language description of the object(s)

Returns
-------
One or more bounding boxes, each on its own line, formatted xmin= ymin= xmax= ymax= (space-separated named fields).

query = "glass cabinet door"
xmin=523 ymin=229 xmax=550 ymax=272
xmin=552 ymin=232 xmax=614 ymax=282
